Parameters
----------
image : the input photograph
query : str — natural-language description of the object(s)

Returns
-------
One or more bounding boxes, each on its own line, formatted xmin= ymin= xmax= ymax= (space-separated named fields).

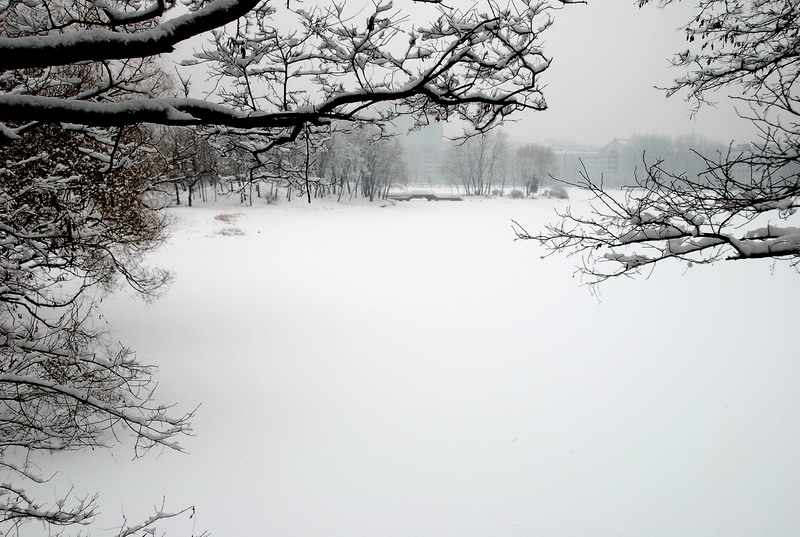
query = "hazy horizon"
xmin=462 ymin=1 xmax=760 ymax=148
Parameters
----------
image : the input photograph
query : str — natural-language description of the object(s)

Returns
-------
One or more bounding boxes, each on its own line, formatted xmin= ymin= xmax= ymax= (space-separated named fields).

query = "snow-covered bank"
xmin=62 ymin=196 xmax=800 ymax=537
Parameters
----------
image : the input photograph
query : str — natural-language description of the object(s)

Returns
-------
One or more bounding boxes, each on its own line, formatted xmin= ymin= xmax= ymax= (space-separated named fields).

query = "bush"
xmin=542 ymin=185 xmax=569 ymax=199
xmin=510 ymin=189 xmax=524 ymax=199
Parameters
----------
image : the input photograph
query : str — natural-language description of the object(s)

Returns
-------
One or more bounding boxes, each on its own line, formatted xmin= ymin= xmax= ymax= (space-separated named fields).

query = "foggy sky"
xmin=173 ymin=1 xmax=759 ymax=148
xmin=496 ymin=1 xmax=760 ymax=148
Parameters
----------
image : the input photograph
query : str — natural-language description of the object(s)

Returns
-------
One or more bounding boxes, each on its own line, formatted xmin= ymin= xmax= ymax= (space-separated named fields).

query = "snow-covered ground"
xmin=58 ymin=194 xmax=800 ymax=537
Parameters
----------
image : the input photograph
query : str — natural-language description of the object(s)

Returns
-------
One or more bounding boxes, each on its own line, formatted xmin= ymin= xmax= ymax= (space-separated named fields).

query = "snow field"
xmin=57 ymin=195 xmax=800 ymax=537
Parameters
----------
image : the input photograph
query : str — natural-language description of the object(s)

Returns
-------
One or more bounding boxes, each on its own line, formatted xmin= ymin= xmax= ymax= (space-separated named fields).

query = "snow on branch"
xmin=95 ymin=0 xmax=171 ymax=26
xmin=514 ymin=151 xmax=800 ymax=286
xmin=0 ymin=0 xmax=261 ymax=70
xmin=0 ymin=121 xmax=195 ymax=534
xmin=0 ymin=0 xmax=561 ymax=143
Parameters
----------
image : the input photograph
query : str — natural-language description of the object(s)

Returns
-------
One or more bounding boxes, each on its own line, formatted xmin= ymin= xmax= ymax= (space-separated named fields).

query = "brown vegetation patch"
xmin=217 ymin=227 xmax=245 ymax=236
xmin=214 ymin=213 xmax=244 ymax=236
xmin=214 ymin=213 xmax=243 ymax=223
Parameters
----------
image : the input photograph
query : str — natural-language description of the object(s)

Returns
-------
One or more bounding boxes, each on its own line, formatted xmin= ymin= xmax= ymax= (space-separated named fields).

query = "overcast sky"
xmin=174 ymin=0 xmax=758 ymax=148
xmin=494 ymin=1 xmax=760 ymax=148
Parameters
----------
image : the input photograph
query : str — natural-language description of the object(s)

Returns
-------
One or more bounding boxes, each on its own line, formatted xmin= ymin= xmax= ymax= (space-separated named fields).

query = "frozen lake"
xmin=56 ymin=194 xmax=800 ymax=537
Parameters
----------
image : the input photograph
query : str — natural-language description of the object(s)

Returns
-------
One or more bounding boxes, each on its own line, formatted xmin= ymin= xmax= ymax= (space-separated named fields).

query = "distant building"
xmin=551 ymin=137 xmax=779 ymax=187
xmin=554 ymin=139 xmax=632 ymax=186
xmin=396 ymin=119 xmax=446 ymax=184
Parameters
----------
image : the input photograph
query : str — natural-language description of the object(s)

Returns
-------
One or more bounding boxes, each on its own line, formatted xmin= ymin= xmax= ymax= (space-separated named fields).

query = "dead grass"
xmin=214 ymin=213 xmax=244 ymax=236
xmin=217 ymin=227 xmax=245 ymax=236
xmin=214 ymin=213 xmax=243 ymax=223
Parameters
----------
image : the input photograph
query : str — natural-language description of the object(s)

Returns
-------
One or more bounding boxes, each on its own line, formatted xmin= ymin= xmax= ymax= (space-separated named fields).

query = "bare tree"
xmin=515 ymin=0 xmax=800 ymax=286
xmin=445 ymin=130 xmax=509 ymax=196
xmin=310 ymin=127 xmax=409 ymax=202
xmin=153 ymin=126 xmax=222 ymax=206
xmin=360 ymin=133 xmax=408 ymax=202
xmin=315 ymin=131 xmax=364 ymax=201
xmin=512 ymin=143 xmax=555 ymax=195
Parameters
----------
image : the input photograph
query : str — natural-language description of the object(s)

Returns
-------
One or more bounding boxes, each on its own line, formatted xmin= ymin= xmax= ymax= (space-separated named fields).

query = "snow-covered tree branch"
xmin=0 ymin=120 xmax=196 ymax=535
xmin=0 ymin=0 xmax=262 ymax=70
xmin=514 ymin=152 xmax=800 ymax=285
xmin=445 ymin=130 xmax=508 ymax=196
xmin=1 ymin=0 xmax=561 ymax=146
xmin=0 ymin=42 xmax=194 ymax=535
xmin=516 ymin=0 xmax=800 ymax=286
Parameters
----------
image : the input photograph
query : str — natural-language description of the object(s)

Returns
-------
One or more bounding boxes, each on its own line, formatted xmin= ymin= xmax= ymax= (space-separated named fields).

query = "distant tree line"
xmin=443 ymin=131 xmax=557 ymax=197
xmin=160 ymin=130 xmax=733 ymax=204
xmin=202 ymin=124 xmax=409 ymax=204
xmin=623 ymin=133 xmax=731 ymax=184
xmin=317 ymin=127 xmax=409 ymax=202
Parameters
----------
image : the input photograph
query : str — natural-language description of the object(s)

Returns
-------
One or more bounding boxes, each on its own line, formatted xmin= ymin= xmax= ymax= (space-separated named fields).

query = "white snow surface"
xmin=53 ymin=195 xmax=800 ymax=537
